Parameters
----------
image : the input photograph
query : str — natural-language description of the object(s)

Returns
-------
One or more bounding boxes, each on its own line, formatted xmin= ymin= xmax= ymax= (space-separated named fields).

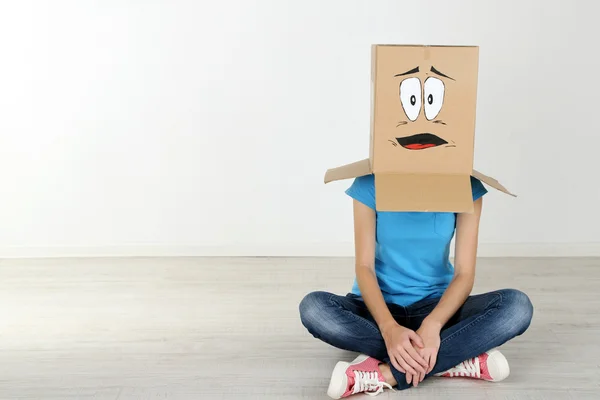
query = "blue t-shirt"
xmin=345 ymin=174 xmax=487 ymax=306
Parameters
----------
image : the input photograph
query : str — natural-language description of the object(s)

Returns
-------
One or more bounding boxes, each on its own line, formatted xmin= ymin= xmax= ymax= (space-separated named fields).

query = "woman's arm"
xmin=353 ymin=200 xmax=427 ymax=382
xmin=352 ymin=199 xmax=395 ymax=331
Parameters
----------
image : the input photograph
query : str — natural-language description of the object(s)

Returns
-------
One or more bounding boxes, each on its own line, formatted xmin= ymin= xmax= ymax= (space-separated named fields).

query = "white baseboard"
xmin=0 ymin=243 xmax=354 ymax=258
xmin=476 ymin=242 xmax=600 ymax=257
xmin=1 ymin=242 xmax=599 ymax=259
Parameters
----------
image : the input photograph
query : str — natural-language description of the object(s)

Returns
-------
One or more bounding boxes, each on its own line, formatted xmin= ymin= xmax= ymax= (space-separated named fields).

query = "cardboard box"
xmin=324 ymin=45 xmax=515 ymax=213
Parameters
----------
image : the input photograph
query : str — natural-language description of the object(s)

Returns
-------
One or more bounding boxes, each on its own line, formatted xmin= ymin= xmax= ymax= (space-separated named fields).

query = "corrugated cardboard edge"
xmin=324 ymin=159 xmax=371 ymax=184
xmin=472 ymin=169 xmax=517 ymax=197
xmin=369 ymin=45 xmax=378 ymax=168
xmin=373 ymin=44 xmax=478 ymax=48
xmin=325 ymin=161 xmax=517 ymax=197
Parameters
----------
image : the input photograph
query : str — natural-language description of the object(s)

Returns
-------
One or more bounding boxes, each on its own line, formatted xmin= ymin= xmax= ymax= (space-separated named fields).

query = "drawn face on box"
xmin=373 ymin=46 xmax=479 ymax=174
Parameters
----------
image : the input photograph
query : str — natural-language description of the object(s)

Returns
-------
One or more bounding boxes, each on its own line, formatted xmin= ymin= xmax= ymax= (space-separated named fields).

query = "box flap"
xmin=375 ymin=173 xmax=474 ymax=213
xmin=324 ymin=159 xmax=372 ymax=184
xmin=471 ymin=169 xmax=517 ymax=197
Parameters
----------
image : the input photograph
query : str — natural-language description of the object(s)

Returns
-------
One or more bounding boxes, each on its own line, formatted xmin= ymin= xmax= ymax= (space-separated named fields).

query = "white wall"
xmin=1 ymin=0 xmax=598 ymax=257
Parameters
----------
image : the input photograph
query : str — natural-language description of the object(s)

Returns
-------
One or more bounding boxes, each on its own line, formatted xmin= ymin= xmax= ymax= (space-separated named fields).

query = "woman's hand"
xmin=381 ymin=321 xmax=428 ymax=385
xmin=415 ymin=319 xmax=442 ymax=382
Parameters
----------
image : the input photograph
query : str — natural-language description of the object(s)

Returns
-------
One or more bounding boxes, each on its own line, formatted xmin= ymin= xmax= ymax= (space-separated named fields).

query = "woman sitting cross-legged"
xmin=299 ymin=175 xmax=533 ymax=398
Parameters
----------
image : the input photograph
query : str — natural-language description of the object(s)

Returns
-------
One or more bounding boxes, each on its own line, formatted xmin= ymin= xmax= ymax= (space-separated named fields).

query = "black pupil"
xmin=410 ymin=95 xmax=416 ymax=106
xmin=428 ymin=94 xmax=433 ymax=104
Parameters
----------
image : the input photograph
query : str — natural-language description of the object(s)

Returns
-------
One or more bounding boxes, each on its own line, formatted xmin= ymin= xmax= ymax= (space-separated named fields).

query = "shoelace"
xmin=444 ymin=357 xmax=480 ymax=378
xmin=351 ymin=370 xmax=394 ymax=396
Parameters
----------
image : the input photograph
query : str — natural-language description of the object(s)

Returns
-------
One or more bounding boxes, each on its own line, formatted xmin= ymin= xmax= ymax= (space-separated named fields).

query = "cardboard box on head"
xmin=324 ymin=44 xmax=515 ymax=213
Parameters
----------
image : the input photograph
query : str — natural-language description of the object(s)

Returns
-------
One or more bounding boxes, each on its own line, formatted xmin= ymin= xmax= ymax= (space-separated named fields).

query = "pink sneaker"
xmin=327 ymin=354 xmax=394 ymax=398
xmin=436 ymin=348 xmax=510 ymax=382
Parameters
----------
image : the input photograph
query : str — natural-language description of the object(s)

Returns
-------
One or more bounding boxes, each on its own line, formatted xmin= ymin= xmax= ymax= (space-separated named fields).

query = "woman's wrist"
xmin=421 ymin=316 xmax=443 ymax=332
xmin=379 ymin=318 xmax=399 ymax=335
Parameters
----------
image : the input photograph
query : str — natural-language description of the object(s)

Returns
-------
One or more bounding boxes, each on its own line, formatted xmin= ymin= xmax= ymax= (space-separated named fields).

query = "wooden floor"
xmin=0 ymin=257 xmax=598 ymax=399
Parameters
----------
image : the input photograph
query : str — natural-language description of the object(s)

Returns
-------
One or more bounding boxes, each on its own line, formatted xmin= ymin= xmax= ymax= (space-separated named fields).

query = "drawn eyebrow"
xmin=394 ymin=67 xmax=419 ymax=77
xmin=430 ymin=66 xmax=455 ymax=81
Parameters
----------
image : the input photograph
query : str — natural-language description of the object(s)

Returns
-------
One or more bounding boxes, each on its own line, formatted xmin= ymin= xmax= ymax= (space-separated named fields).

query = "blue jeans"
xmin=299 ymin=289 xmax=533 ymax=390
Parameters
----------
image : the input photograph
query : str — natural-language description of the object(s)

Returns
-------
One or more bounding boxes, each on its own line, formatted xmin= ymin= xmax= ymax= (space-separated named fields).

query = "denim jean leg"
xmin=299 ymin=291 xmax=389 ymax=362
xmin=389 ymin=289 xmax=533 ymax=390
xmin=429 ymin=288 xmax=534 ymax=376
xmin=300 ymin=289 xmax=533 ymax=391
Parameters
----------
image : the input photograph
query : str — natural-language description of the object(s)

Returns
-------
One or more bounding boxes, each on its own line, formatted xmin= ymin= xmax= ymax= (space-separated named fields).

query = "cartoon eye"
xmin=399 ymin=77 xmax=422 ymax=121
xmin=423 ymin=77 xmax=445 ymax=120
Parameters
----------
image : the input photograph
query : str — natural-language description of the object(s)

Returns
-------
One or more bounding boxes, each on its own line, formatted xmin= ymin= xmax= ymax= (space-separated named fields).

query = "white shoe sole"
xmin=485 ymin=349 xmax=510 ymax=382
xmin=327 ymin=354 xmax=370 ymax=399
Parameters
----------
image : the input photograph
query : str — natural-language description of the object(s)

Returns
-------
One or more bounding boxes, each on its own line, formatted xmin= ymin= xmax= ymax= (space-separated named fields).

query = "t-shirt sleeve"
xmin=471 ymin=176 xmax=488 ymax=201
xmin=345 ymin=174 xmax=376 ymax=210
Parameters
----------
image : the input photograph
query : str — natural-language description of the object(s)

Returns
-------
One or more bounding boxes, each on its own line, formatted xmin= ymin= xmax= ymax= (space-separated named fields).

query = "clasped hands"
xmin=381 ymin=319 xmax=441 ymax=386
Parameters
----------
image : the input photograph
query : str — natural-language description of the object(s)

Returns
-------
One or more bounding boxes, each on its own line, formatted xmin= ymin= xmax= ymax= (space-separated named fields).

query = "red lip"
xmin=403 ymin=143 xmax=438 ymax=150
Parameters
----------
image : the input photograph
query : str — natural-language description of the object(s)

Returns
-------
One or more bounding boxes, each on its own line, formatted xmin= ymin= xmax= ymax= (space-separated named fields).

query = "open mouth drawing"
xmin=396 ymin=133 xmax=448 ymax=150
